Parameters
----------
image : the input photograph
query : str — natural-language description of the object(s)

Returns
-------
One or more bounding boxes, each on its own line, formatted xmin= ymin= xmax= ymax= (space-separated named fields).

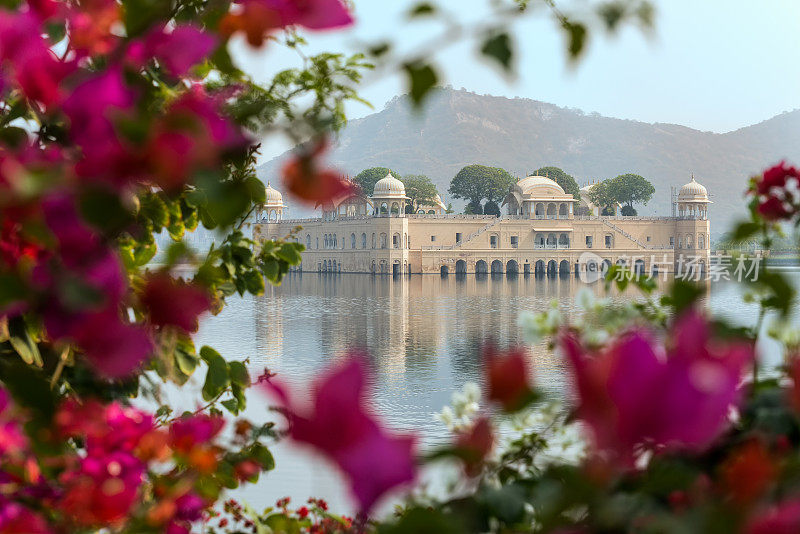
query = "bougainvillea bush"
xmin=0 ymin=0 xmax=797 ymax=532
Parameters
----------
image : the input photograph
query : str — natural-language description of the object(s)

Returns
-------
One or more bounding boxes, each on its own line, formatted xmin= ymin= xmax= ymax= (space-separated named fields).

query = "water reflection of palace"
xmin=252 ymin=174 xmax=712 ymax=276
xmin=253 ymin=274 xmax=680 ymax=406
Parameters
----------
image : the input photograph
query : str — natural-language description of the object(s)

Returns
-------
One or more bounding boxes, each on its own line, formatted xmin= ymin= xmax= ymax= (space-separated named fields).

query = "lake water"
xmin=184 ymin=271 xmax=794 ymax=515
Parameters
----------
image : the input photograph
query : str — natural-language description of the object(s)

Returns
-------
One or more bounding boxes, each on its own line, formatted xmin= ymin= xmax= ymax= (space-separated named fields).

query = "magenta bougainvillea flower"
xmin=282 ymin=139 xmax=355 ymax=204
xmin=168 ymin=413 xmax=225 ymax=454
xmin=129 ymin=25 xmax=217 ymax=78
xmin=221 ymin=0 xmax=353 ymax=47
xmin=0 ymin=500 xmax=52 ymax=534
xmin=0 ymin=11 xmax=74 ymax=109
xmin=560 ymin=310 xmax=753 ymax=467
xmin=141 ymin=273 xmax=211 ymax=332
xmin=263 ymin=356 xmax=417 ymax=514
xmin=0 ymin=389 xmax=27 ymax=459
xmin=58 ymin=452 xmax=145 ymax=527
xmin=455 ymin=416 xmax=494 ymax=476
xmin=751 ymin=161 xmax=800 ymax=221
xmin=62 ymin=67 xmax=139 ymax=185
xmin=747 ymin=498 xmax=800 ymax=534
xmin=34 ymin=195 xmax=153 ymax=377
xmin=484 ymin=345 xmax=533 ymax=412
xmin=147 ymin=86 xmax=248 ymax=190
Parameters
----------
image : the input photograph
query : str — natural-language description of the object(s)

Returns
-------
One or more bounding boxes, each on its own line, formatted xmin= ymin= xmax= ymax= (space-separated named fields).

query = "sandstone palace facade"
xmin=251 ymin=173 xmax=711 ymax=277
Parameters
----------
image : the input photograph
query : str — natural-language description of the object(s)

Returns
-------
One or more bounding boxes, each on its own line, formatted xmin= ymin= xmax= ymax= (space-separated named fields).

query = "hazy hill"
xmin=258 ymin=87 xmax=800 ymax=235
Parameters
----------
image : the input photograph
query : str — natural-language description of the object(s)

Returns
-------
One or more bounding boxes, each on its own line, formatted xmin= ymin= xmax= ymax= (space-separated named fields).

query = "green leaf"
xmin=562 ymin=20 xmax=587 ymax=61
xmin=201 ymin=347 xmax=230 ymax=401
xmin=175 ymin=336 xmax=200 ymax=376
xmin=122 ymin=0 xmax=172 ymax=36
xmin=731 ymin=221 xmax=761 ymax=242
xmin=245 ymin=176 xmax=266 ymax=204
xmin=480 ymin=32 xmax=514 ymax=73
xmin=8 ymin=316 xmax=42 ymax=367
xmin=408 ymin=2 xmax=436 ymax=17
xmin=276 ymin=243 xmax=303 ymax=265
xmin=403 ymin=61 xmax=438 ymax=107
xmin=140 ymin=193 xmax=169 ymax=230
xmin=228 ymin=360 xmax=250 ymax=387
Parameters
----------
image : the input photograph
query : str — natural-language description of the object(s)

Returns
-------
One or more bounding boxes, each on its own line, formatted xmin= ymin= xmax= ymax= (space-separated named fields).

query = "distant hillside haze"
xmin=257 ymin=88 xmax=800 ymax=235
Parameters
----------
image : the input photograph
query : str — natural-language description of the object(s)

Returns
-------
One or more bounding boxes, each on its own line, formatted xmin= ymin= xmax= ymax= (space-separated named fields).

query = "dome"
xmin=264 ymin=182 xmax=284 ymax=206
xmin=678 ymin=175 xmax=709 ymax=202
xmin=516 ymin=175 xmax=566 ymax=196
xmin=372 ymin=173 xmax=406 ymax=197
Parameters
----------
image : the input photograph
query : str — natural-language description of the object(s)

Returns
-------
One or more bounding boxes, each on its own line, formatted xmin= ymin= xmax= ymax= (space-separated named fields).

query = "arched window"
xmin=351 ymin=233 xmax=356 ymax=249
xmin=559 ymin=233 xmax=570 ymax=247
xmin=316 ymin=237 xmax=319 ymax=249
xmin=698 ymin=234 xmax=705 ymax=249
xmin=361 ymin=233 xmax=367 ymax=249
xmin=687 ymin=234 xmax=693 ymax=248
xmin=306 ymin=234 xmax=311 ymax=248
xmin=380 ymin=233 xmax=387 ymax=249
xmin=559 ymin=204 xmax=568 ymax=218
xmin=372 ymin=233 xmax=376 ymax=249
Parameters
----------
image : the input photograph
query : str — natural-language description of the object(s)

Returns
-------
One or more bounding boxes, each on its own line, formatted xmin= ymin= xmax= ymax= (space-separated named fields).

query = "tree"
xmin=536 ymin=166 xmax=581 ymax=200
xmin=449 ymin=164 xmax=514 ymax=209
xmin=465 ymin=200 xmax=483 ymax=214
xmin=486 ymin=167 xmax=516 ymax=203
xmin=607 ymin=173 xmax=655 ymax=211
xmin=587 ymin=181 xmax=617 ymax=215
xmin=621 ymin=205 xmax=637 ymax=216
xmin=483 ymin=200 xmax=501 ymax=216
xmin=354 ymin=167 xmax=398 ymax=195
xmin=402 ymin=174 xmax=438 ymax=212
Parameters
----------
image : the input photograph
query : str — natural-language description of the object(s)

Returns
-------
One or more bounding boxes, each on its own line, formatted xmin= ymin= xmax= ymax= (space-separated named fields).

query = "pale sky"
xmin=231 ymin=0 xmax=800 ymax=161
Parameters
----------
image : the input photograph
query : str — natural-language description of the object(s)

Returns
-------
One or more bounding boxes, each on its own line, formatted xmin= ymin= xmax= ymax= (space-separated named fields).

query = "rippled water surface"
xmin=185 ymin=272 xmax=796 ymax=514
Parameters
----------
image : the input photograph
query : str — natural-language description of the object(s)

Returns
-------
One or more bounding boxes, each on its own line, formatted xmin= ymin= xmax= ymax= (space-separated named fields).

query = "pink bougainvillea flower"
xmin=131 ymin=25 xmax=217 ymax=78
xmin=72 ymin=309 xmax=154 ymax=378
xmin=0 ymin=11 xmax=74 ymax=108
xmin=0 ymin=500 xmax=52 ymax=534
xmin=67 ymin=0 xmax=121 ymax=56
xmin=141 ymin=273 xmax=211 ymax=332
xmin=262 ymin=355 xmax=417 ymax=514
xmin=747 ymin=498 xmax=800 ymax=534
xmin=455 ymin=416 xmax=494 ymax=476
xmin=35 ymin=194 xmax=153 ymax=377
xmin=749 ymin=161 xmax=800 ymax=221
xmin=221 ymin=0 xmax=353 ymax=47
xmin=282 ymin=140 xmax=355 ymax=204
xmin=58 ymin=452 xmax=145 ymax=527
xmin=62 ymin=67 xmax=140 ymax=185
xmin=720 ymin=438 xmax=776 ymax=506
xmin=56 ymin=399 xmax=155 ymax=457
xmin=146 ymin=86 xmax=248 ymax=190
xmin=0 ymin=388 xmax=28 ymax=459
xmin=483 ymin=345 xmax=534 ymax=412
xmin=756 ymin=161 xmax=800 ymax=196
xmin=168 ymin=413 xmax=225 ymax=454
xmin=0 ymin=217 xmax=43 ymax=269
xmin=560 ymin=309 xmax=753 ymax=467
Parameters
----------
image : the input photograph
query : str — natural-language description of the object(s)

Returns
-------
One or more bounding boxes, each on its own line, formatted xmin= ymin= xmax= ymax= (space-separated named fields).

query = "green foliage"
xmin=449 ymin=164 xmax=515 ymax=207
xmin=586 ymin=180 xmax=617 ymax=215
xmin=607 ymin=173 xmax=655 ymax=209
xmin=535 ymin=166 xmax=581 ymax=199
xmin=401 ymin=174 xmax=438 ymax=211
xmin=483 ymin=200 xmax=500 ymax=216
xmin=354 ymin=167 xmax=398 ymax=195
xmin=480 ymin=32 xmax=514 ymax=74
xmin=403 ymin=61 xmax=438 ymax=108
xmin=620 ymin=204 xmax=637 ymax=216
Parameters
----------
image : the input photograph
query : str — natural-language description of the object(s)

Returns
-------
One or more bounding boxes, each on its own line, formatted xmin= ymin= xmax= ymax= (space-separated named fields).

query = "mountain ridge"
xmin=258 ymin=88 xmax=800 ymax=235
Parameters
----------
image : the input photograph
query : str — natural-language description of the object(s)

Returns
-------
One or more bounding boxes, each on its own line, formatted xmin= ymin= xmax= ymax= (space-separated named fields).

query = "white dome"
xmin=264 ymin=182 xmax=284 ymax=206
xmin=372 ymin=173 xmax=406 ymax=197
xmin=678 ymin=175 xmax=709 ymax=201
xmin=516 ymin=175 xmax=565 ymax=196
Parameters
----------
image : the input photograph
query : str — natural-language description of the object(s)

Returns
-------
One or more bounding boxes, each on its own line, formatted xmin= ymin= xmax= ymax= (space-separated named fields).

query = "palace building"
xmin=252 ymin=173 xmax=711 ymax=276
